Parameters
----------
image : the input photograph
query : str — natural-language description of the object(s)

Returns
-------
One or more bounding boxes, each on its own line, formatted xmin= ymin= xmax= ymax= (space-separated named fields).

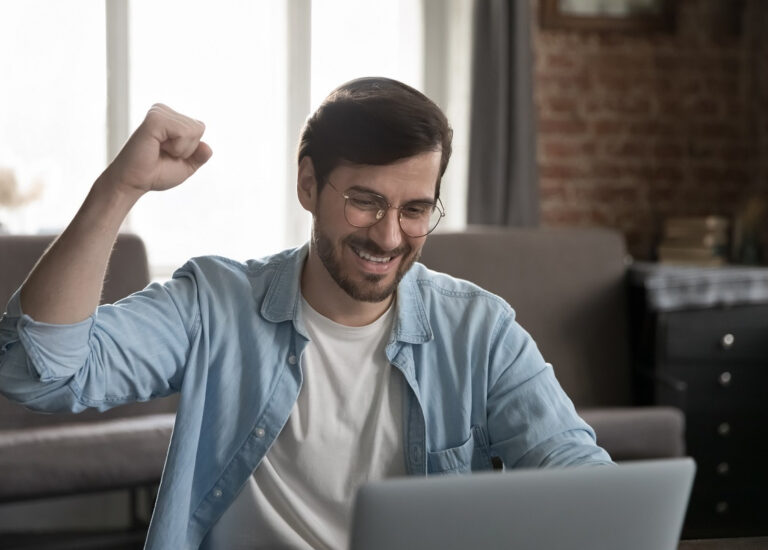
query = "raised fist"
xmin=104 ymin=104 xmax=213 ymax=195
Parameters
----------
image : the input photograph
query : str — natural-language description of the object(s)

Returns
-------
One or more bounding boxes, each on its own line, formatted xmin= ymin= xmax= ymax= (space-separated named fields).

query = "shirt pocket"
xmin=427 ymin=427 xmax=483 ymax=475
xmin=427 ymin=425 xmax=495 ymax=474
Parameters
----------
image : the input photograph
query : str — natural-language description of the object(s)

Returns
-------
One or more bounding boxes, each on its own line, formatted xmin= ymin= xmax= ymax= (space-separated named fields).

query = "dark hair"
xmin=297 ymin=77 xmax=453 ymax=199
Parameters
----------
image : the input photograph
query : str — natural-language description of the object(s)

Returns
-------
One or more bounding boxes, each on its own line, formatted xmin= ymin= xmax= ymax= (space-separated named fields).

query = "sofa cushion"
xmin=0 ymin=414 xmax=175 ymax=501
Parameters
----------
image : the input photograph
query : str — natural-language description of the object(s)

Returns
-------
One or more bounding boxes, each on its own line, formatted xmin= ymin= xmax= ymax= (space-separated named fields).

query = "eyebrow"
xmin=346 ymin=184 xmax=436 ymax=205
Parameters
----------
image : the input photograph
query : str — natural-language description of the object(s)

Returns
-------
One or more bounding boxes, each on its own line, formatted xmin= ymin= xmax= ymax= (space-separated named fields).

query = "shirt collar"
xmin=391 ymin=266 xmax=433 ymax=344
xmin=260 ymin=244 xmax=307 ymax=330
xmin=259 ymin=243 xmax=432 ymax=344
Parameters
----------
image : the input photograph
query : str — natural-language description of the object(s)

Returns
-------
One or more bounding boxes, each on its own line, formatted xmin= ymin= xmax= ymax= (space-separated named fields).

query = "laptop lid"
xmin=350 ymin=458 xmax=695 ymax=550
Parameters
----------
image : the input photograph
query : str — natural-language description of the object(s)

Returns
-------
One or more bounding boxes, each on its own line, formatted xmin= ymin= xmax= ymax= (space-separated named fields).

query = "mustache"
xmin=344 ymin=235 xmax=411 ymax=257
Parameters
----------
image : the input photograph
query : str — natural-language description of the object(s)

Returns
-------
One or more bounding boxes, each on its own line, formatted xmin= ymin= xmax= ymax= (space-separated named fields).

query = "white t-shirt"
xmin=202 ymin=296 xmax=406 ymax=549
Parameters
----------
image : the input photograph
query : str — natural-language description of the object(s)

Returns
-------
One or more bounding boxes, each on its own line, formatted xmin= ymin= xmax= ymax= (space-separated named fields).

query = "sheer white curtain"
xmin=127 ymin=0 xmax=291 ymax=274
xmin=1 ymin=0 xmax=469 ymax=278
xmin=311 ymin=0 xmax=424 ymax=107
xmin=128 ymin=0 xmax=439 ymax=276
xmin=0 ymin=1 xmax=107 ymax=235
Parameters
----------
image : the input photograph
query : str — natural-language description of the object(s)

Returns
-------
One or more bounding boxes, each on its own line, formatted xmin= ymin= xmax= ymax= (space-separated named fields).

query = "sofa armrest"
xmin=579 ymin=406 xmax=686 ymax=461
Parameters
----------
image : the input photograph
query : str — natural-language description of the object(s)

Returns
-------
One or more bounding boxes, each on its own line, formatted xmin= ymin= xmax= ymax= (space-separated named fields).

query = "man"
xmin=0 ymin=77 xmax=611 ymax=549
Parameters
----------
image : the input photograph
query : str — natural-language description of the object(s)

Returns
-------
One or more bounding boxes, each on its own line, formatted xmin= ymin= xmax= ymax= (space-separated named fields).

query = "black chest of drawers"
xmin=630 ymin=263 xmax=768 ymax=539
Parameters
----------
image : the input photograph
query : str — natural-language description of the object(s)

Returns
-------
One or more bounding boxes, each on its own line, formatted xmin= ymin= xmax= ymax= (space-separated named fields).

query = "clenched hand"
xmin=104 ymin=103 xmax=213 ymax=195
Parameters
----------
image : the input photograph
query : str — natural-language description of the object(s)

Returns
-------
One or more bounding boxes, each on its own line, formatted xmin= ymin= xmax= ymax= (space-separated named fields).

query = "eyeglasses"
xmin=325 ymin=180 xmax=445 ymax=238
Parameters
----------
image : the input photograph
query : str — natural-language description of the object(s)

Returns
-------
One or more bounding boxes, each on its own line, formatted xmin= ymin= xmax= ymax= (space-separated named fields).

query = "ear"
xmin=297 ymin=156 xmax=318 ymax=214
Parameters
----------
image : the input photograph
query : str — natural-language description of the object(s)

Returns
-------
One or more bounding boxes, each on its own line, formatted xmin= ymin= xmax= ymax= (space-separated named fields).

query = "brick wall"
xmin=533 ymin=0 xmax=768 ymax=260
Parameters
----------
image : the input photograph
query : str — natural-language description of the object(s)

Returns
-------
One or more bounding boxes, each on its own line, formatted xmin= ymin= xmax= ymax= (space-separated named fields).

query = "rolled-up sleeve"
xmin=486 ymin=311 xmax=614 ymax=468
xmin=0 ymin=265 xmax=201 ymax=413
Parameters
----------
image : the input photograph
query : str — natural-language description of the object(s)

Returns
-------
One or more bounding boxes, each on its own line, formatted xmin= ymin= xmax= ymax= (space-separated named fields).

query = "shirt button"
xmin=212 ymin=488 xmax=223 ymax=499
xmin=255 ymin=427 xmax=266 ymax=438
xmin=288 ymin=354 xmax=297 ymax=365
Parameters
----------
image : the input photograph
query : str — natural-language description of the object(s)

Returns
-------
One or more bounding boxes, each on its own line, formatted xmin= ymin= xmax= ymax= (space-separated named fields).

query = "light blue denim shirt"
xmin=0 ymin=244 xmax=611 ymax=549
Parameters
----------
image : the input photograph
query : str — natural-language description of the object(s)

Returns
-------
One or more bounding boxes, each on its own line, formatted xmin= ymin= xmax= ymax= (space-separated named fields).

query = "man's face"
xmin=309 ymin=152 xmax=441 ymax=304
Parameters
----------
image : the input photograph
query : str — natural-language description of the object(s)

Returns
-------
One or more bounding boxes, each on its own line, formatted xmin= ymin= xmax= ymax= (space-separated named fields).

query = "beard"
xmin=312 ymin=226 xmax=420 ymax=303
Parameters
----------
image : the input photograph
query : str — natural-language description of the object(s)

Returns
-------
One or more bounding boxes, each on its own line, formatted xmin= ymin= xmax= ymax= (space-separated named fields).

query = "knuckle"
xmin=147 ymin=103 xmax=165 ymax=115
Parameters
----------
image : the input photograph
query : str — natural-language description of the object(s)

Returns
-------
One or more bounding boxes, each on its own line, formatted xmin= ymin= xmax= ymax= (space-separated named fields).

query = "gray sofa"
xmin=0 ymin=234 xmax=176 ymax=505
xmin=419 ymin=225 xmax=685 ymax=461
xmin=0 ymin=226 xmax=682 ymax=510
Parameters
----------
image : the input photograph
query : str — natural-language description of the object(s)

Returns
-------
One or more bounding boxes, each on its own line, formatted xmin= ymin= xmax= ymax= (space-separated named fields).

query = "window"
xmin=0 ymin=1 xmax=106 ymax=234
xmin=127 ymin=0 xmax=290 ymax=273
xmin=1 ymin=0 xmax=469 ymax=279
xmin=311 ymin=0 xmax=424 ymax=108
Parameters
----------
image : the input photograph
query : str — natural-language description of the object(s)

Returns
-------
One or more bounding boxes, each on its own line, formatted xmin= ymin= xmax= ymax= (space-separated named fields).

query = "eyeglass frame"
xmin=323 ymin=179 xmax=446 ymax=238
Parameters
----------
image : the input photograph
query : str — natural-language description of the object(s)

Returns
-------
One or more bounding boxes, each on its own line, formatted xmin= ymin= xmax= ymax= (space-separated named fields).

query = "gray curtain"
xmin=468 ymin=0 xmax=539 ymax=226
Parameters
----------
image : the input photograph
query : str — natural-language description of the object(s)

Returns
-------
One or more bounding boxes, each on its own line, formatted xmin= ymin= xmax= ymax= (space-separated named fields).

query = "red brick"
xmin=593 ymin=119 xmax=628 ymax=135
xmin=600 ymin=96 xmax=653 ymax=116
xmin=603 ymin=140 xmax=649 ymax=158
xmin=594 ymin=74 xmax=633 ymax=93
xmin=540 ymin=207 xmax=591 ymax=226
xmin=595 ymin=74 xmax=670 ymax=94
xmin=536 ymin=73 xmax=592 ymax=92
xmin=538 ymin=118 xmax=588 ymax=134
xmin=531 ymin=0 xmax=764 ymax=261
xmin=587 ymin=53 xmax=652 ymax=72
xmin=590 ymin=162 xmax=624 ymax=179
xmin=693 ymin=166 xmax=750 ymax=183
xmin=539 ymin=163 xmax=587 ymax=179
xmin=590 ymin=185 xmax=641 ymax=203
xmin=539 ymin=180 xmax=569 ymax=201
xmin=541 ymin=139 xmax=596 ymax=159
xmin=545 ymin=53 xmax=578 ymax=70
xmin=545 ymin=95 xmax=579 ymax=114
xmin=628 ymin=121 xmax=678 ymax=136
xmin=650 ymin=165 xmax=684 ymax=181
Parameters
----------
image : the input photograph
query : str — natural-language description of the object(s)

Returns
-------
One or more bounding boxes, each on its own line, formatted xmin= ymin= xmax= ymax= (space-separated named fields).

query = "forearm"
xmin=1 ymin=269 xmax=199 ymax=412
xmin=19 ymin=175 xmax=143 ymax=323
xmin=17 ymin=103 xmax=210 ymax=324
xmin=487 ymin=317 xmax=613 ymax=468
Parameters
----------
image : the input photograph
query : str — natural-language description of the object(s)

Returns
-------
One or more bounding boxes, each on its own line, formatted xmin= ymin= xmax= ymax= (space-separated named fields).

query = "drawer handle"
xmin=721 ymin=333 xmax=735 ymax=349
xmin=716 ymin=462 xmax=730 ymax=476
xmin=717 ymin=422 xmax=731 ymax=436
xmin=718 ymin=371 xmax=732 ymax=387
xmin=715 ymin=501 xmax=729 ymax=514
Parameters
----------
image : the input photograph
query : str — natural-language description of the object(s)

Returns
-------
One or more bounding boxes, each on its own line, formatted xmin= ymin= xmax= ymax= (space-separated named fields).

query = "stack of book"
xmin=657 ymin=216 xmax=730 ymax=267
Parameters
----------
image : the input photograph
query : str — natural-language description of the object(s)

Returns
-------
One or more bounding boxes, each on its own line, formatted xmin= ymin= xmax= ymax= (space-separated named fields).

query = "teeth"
xmin=355 ymin=248 xmax=391 ymax=263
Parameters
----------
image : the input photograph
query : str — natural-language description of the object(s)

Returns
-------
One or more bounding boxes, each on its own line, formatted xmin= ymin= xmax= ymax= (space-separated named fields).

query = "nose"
xmin=368 ymin=207 xmax=404 ymax=251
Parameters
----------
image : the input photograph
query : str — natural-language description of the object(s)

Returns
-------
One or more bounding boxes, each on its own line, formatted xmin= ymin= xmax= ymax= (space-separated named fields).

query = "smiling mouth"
xmin=351 ymin=246 xmax=394 ymax=264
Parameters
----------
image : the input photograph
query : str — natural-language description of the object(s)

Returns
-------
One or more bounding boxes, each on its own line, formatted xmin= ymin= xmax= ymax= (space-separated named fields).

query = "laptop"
xmin=349 ymin=458 xmax=695 ymax=550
